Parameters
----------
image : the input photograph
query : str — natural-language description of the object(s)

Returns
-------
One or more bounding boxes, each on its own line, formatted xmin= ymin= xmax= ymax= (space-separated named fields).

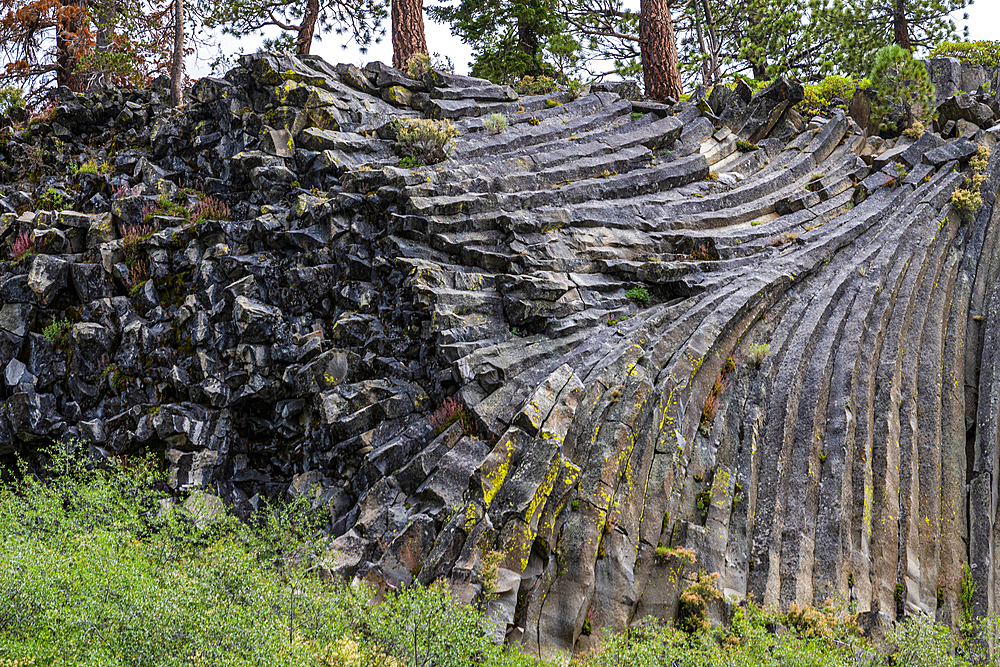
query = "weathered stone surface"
xmin=28 ymin=254 xmax=69 ymax=305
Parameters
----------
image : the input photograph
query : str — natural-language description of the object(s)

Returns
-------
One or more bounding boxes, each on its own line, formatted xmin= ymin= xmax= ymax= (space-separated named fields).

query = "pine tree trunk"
xmin=296 ymin=0 xmax=319 ymax=55
xmin=170 ymin=0 xmax=184 ymax=107
xmin=893 ymin=0 xmax=910 ymax=51
xmin=391 ymin=0 xmax=427 ymax=70
xmin=56 ymin=0 xmax=89 ymax=92
xmin=639 ymin=0 xmax=682 ymax=101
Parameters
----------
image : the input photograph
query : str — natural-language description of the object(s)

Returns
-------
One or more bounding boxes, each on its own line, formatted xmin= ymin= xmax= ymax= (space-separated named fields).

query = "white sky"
xmin=189 ymin=0 xmax=999 ymax=79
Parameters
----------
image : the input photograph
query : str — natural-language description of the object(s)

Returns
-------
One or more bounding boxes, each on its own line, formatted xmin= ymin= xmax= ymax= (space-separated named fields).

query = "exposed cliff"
xmin=2 ymin=52 xmax=1000 ymax=662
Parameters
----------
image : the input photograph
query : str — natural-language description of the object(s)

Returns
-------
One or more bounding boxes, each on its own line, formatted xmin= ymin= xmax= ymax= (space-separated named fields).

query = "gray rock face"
xmin=28 ymin=254 xmax=69 ymax=305
xmin=925 ymin=57 xmax=963 ymax=104
xmin=3 ymin=49 xmax=1000 ymax=661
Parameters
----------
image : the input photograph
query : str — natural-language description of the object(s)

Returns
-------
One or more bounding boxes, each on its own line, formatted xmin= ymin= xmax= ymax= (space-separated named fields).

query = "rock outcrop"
xmin=3 ymin=53 xmax=1000 ymax=662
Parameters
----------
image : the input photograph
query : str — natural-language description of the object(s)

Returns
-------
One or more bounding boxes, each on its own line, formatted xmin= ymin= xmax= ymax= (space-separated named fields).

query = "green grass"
xmin=0 ymin=443 xmax=538 ymax=667
xmin=6 ymin=441 xmax=1000 ymax=667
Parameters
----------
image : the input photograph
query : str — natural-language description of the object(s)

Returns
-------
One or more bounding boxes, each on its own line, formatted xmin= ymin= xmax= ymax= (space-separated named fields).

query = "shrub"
xmin=0 ymin=441 xmax=533 ymax=667
xmin=483 ymin=112 xmax=508 ymax=134
xmin=868 ymin=44 xmax=935 ymax=135
xmin=37 ymin=187 xmax=67 ymax=211
xmin=0 ymin=86 xmax=25 ymax=115
xmin=928 ymin=40 xmax=1000 ymax=69
xmin=676 ymin=572 xmax=722 ymax=634
xmin=9 ymin=231 xmax=35 ymax=262
xmin=950 ymin=144 xmax=990 ymax=215
xmin=72 ymin=159 xmax=112 ymax=176
xmin=902 ymin=120 xmax=925 ymax=139
xmin=43 ymin=317 xmax=72 ymax=347
xmin=744 ymin=342 xmax=771 ymax=368
xmin=798 ymin=75 xmax=867 ymax=118
xmin=736 ymin=140 xmax=759 ymax=152
xmin=188 ymin=195 xmax=230 ymax=224
xmin=626 ymin=285 xmax=650 ymax=305
xmin=429 ymin=396 xmax=477 ymax=438
xmin=395 ymin=118 xmax=459 ymax=165
xmin=654 ymin=545 xmax=696 ymax=565
xmin=405 ymin=52 xmax=432 ymax=80
xmin=515 ymin=75 xmax=559 ymax=95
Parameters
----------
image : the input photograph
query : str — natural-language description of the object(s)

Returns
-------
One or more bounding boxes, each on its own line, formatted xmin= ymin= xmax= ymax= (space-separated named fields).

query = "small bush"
xmin=545 ymin=98 xmax=562 ymax=108
xmin=676 ymin=572 xmax=722 ymax=634
xmin=798 ymin=75 xmax=866 ymax=118
xmin=429 ymin=396 xmax=477 ymax=438
xmin=626 ymin=285 xmax=650 ymax=305
xmin=43 ymin=317 xmax=72 ymax=347
xmin=902 ymin=120 xmax=925 ymax=139
xmin=395 ymin=118 xmax=459 ymax=165
xmin=950 ymin=144 xmax=990 ymax=215
xmin=0 ymin=86 xmax=25 ymax=115
xmin=483 ymin=113 xmax=508 ymax=134
xmin=736 ymin=140 xmax=759 ymax=152
xmin=515 ymin=75 xmax=559 ymax=95
xmin=655 ymin=545 xmax=696 ymax=565
xmin=37 ymin=187 xmax=67 ymax=211
xmin=405 ymin=52 xmax=432 ymax=80
xmin=72 ymin=159 xmax=112 ymax=176
xmin=744 ymin=342 xmax=771 ymax=367
xmin=9 ymin=231 xmax=35 ymax=262
xmin=188 ymin=196 xmax=230 ymax=224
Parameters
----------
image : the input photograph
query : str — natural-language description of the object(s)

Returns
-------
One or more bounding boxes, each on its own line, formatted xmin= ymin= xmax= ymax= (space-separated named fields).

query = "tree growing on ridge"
xmin=201 ymin=0 xmax=386 ymax=56
xmin=428 ymin=0 xmax=577 ymax=84
xmin=639 ymin=0 xmax=681 ymax=99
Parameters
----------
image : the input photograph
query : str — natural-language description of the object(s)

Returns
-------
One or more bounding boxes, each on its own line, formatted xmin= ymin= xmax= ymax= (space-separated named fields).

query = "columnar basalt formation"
xmin=2 ymin=52 xmax=1000 ymax=662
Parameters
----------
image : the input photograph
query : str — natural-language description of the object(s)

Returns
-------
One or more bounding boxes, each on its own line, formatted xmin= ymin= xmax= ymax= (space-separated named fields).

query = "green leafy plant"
xmin=631 ymin=112 xmax=643 ymax=120
xmin=654 ymin=545 xmax=696 ymax=565
xmin=676 ymin=571 xmax=722 ymax=634
xmin=736 ymin=140 xmax=760 ymax=152
xmin=515 ymin=75 xmax=559 ymax=95
xmin=928 ymin=40 xmax=1000 ymax=69
xmin=37 ymin=187 xmax=68 ymax=211
xmin=0 ymin=86 xmax=25 ymax=115
xmin=72 ymin=159 xmax=113 ymax=176
xmin=961 ymin=563 xmax=975 ymax=628
xmin=797 ymin=75 xmax=867 ymax=118
xmin=626 ymin=285 xmax=650 ymax=305
xmin=544 ymin=98 xmax=562 ymax=108
xmin=43 ymin=317 xmax=72 ymax=347
xmin=868 ymin=44 xmax=935 ymax=135
xmin=0 ymin=440 xmax=536 ymax=667
xmin=394 ymin=118 xmax=459 ymax=165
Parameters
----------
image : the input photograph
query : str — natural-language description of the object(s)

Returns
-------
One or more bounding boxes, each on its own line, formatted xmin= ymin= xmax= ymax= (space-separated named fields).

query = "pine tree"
xmin=428 ymin=0 xmax=574 ymax=84
xmin=201 ymin=0 xmax=386 ymax=57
